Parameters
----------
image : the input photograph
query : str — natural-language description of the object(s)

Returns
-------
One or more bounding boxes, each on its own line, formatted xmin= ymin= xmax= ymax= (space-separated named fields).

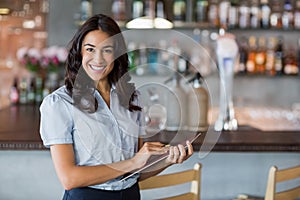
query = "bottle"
xmin=35 ymin=76 xmax=43 ymax=104
xmin=132 ymin=0 xmax=144 ymax=19
xmin=80 ymin=0 xmax=93 ymax=22
xmin=195 ymin=0 xmax=209 ymax=23
xmin=239 ymin=0 xmax=250 ymax=28
xmin=283 ymin=48 xmax=299 ymax=75
xmin=246 ymin=36 xmax=257 ymax=74
xmin=27 ymin=77 xmax=36 ymax=104
xmin=237 ymin=36 xmax=248 ymax=74
xmin=255 ymin=36 xmax=267 ymax=74
xmin=144 ymin=0 xmax=155 ymax=19
xmin=10 ymin=77 xmax=19 ymax=105
xmin=294 ymin=0 xmax=300 ymax=29
xmin=250 ymin=0 xmax=261 ymax=28
xmin=173 ymin=0 xmax=186 ymax=22
xmin=208 ymin=0 xmax=219 ymax=27
xmin=270 ymin=0 xmax=282 ymax=28
xmin=274 ymin=37 xmax=284 ymax=76
xmin=144 ymin=87 xmax=167 ymax=133
xmin=136 ymin=43 xmax=147 ymax=76
xmin=187 ymin=73 xmax=209 ymax=131
xmin=219 ymin=0 xmax=230 ymax=29
xmin=19 ymin=78 xmax=28 ymax=104
xmin=112 ymin=0 xmax=126 ymax=21
xmin=127 ymin=41 xmax=138 ymax=74
xmin=167 ymin=39 xmax=181 ymax=72
xmin=156 ymin=40 xmax=170 ymax=76
xmin=147 ymin=45 xmax=158 ymax=75
xmin=282 ymin=0 xmax=294 ymax=29
xmin=228 ymin=0 xmax=239 ymax=28
xmin=165 ymin=72 xmax=187 ymax=131
xmin=265 ymin=37 xmax=276 ymax=76
xmin=260 ymin=0 xmax=271 ymax=28
xmin=156 ymin=0 xmax=166 ymax=19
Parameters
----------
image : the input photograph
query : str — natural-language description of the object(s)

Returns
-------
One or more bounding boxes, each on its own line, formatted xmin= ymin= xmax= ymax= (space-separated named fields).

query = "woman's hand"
xmin=166 ymin=141 xmax=193 ymax=164
xmin=132 ymin=142 xmax=169 ymax=169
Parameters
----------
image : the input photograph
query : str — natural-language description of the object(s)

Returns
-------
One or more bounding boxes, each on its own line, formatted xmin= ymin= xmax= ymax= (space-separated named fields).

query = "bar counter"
xmin=0 ymin=104 xmax=300 ymax=151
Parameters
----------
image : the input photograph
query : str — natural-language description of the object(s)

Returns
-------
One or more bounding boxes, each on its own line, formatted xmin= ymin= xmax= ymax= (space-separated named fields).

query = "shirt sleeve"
xmin=39 ymin=93 xmax=74 ymax=148
xmin=136 ymin=92 xmax=147 ymax=137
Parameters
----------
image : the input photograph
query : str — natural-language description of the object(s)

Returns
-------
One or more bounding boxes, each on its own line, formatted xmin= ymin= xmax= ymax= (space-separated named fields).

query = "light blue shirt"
xmin=40 ymin=85 xmax=144 ymax=190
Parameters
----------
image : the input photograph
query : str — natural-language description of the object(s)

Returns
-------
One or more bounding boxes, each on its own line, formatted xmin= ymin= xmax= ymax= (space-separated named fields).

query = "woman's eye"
xmin=102 ymin=48 xmax=113 ymax=54
xmin=86 ymin=48 xmax=94 ymax=52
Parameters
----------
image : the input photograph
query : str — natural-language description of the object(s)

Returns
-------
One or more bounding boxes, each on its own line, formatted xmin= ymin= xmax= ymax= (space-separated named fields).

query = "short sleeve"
xmin=39 ymin=93 xmax=74 ymax=148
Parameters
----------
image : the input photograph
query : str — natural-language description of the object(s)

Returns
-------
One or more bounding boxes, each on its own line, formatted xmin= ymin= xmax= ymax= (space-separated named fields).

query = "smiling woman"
xmin=39 ymin=13 xmax=194 ymax=200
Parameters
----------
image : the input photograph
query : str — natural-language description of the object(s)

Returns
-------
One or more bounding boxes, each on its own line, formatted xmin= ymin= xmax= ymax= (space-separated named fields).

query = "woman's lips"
xmin=90 ymin=64 xmax=105 ymax=71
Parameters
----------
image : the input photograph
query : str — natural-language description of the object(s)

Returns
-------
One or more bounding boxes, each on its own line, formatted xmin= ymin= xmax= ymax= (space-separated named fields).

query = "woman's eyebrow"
xmin=102 ymin=45 xmax=114 ymax=48
xmin=83 ymin=43 xmax=95 ymax=47
xmin=83 ymin=44 xmax=113 ymax=48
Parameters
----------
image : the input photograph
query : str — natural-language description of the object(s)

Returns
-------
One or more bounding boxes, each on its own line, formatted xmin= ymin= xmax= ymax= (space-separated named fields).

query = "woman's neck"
xmin=97 ymin=80 xmax=111 ymax=108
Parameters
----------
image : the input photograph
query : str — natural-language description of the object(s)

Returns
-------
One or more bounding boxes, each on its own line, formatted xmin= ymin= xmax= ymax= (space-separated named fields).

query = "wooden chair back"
xmin=139 ymin=163 xmax=201 ymax=200
xmin=265 ymin=165 xmax=300 ymax=200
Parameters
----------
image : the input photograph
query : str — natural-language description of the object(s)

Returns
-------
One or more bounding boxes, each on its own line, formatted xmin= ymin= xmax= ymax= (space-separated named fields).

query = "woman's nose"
xmin=94 ymin=51 xmax=104 ymax=63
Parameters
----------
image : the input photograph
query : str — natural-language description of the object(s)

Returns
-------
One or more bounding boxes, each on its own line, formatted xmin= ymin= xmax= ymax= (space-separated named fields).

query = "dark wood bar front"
xmin=0 ymin=105 xmax=299 ymax=151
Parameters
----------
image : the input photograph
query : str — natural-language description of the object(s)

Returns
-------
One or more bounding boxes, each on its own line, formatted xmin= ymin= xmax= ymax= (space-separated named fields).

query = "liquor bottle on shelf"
xmin=27 ymin=77 xmax=36 ymax=105
xmin=270 ymin=0 xmax=282 ymax=28
xmin=195 ymin=0 xmax=209 ymax=23
xmin=173 ymin=0 xmax=186 ymax=22
xmin=156 ymin=0 xmax=166 ymax=19
xmin=282 ymin=0 xmax=294 ymax=29
xmin=19 ymin=78 xmax=27 ymax=105
xmin=164 ymin=71 xmax=187 ymax=131
xmin=265 ymin=37 xmax=276 ymax=76
xmin=35 ymin=76 xmax=43 ymax=104
xmin=9 ymin=77 xmax=19 ymax=105
xmin=239 ymin=0 xmax=250 ymax=28
xmin=228 ymin=0 xmax=239 ymax=28
xmin=132 ymin=0 xmax=144 ymax=19
xmin=237 ymin=36 xmax=248 ymax=74
xmin=250 ymin=0 xmax=261 ymax=28
xmin=167 ymin=39 xmax=181 ymax=72
xmin=260 ymin=0 xmax=271 ymax=28
xmin=255 ymin=36 xmax=267 ymax=74
xmin=187 ymin=72 xmax=209 ymax=131
xmin=246 ymin=36 xmax=257 ymax=74
xmin=283 ymin=48 xmax=299 ymax=75
xmin=208 ymin=0 xmax=219 ymax=27
xmin=136 ymin=43 xmax=147 ymax=76
xmin=294 ymin=0 xmax=300 ymax=29
xmin=80 ymin=0 xmax=93 ymax=22
xmin=274 ymin=37 xmax=284 ymax=76
xmin=144 ymin=0 xmax=155 ymax=19
xmin=111 ymin=0 xmax=126 ymax=22
xmin=127 ymin=41 xmax=138 ymax=74
xmin=219 ymin=0 xmax=230 ymax=29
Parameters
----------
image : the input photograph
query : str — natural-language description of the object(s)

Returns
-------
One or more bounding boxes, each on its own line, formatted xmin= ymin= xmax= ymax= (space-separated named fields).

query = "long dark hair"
xmin=65 ymin=14 xmax=141 ymax=113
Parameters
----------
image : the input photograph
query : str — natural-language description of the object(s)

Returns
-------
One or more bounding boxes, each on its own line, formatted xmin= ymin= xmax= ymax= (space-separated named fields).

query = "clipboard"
xmin=120 ymin=132 xmax=202 ymax=182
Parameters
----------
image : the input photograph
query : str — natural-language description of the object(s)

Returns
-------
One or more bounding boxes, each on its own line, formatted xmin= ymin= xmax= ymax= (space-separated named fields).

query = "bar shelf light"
xmin=125 ymin=16 xmax=173 ymax=29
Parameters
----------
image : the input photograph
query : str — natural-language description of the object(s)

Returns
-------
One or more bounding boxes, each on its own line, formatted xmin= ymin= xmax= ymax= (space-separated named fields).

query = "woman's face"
xmin=81 ymin=30 xmax=114 ymax=83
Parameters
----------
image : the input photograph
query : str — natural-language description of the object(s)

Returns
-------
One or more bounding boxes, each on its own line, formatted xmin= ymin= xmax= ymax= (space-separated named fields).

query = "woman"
xmin=40 ymin=14 xmax=193 ymax=200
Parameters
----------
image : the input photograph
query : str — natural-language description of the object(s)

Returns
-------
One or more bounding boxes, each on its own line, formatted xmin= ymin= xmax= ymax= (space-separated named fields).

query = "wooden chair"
xmin=265 ymin=165 xmax=300 ymax=200
xmin=139 ymin=163 xmax=201 ymax=200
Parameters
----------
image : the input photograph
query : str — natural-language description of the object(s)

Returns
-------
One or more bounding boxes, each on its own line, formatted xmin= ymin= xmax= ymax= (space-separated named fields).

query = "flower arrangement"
xmin=17 ymin=46 xmax=68 ymax=74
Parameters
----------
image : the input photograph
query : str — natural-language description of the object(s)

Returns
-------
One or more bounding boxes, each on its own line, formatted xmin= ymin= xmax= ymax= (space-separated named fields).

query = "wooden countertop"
xmin=0 ymin=104 xmax=299 ymax=151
